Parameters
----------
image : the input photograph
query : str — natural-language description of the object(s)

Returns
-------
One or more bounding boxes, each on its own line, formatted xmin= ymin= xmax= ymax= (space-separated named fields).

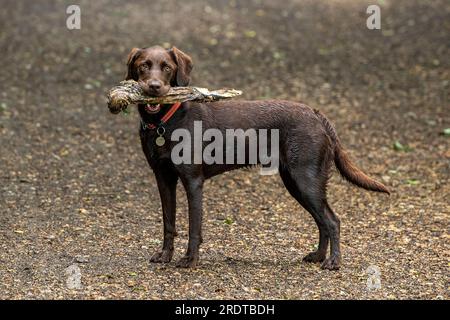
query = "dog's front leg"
xmin=176 ymin=176 xmax=204 ymax=268
xmin=150 ymin=168 xmax=178 ymax=263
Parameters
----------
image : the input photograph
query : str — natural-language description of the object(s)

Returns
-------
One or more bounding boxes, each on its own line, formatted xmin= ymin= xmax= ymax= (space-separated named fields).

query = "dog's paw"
xmin=320 ymin=255 xmax=341 ymax=270
xmin=303 ymin=251 xmax=326 ymax=263
xmin=175 ymin=255 xmax=199 ymax=268
xmin=150 ymin=250 xmax=173 ymax=263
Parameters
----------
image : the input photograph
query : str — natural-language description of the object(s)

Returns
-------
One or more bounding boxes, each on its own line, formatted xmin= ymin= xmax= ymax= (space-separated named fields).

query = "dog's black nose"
xmin=149 ymin=81 xmax=162 ymax=91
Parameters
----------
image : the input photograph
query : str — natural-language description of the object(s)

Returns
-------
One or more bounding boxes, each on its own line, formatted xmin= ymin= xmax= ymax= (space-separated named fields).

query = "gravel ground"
xmin=0 ymin=0 xmax=448 ymax=299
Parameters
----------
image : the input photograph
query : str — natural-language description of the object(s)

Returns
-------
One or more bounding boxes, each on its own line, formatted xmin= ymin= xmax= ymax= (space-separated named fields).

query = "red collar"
xmin=141 ymin=102 xmax=182 ymax=130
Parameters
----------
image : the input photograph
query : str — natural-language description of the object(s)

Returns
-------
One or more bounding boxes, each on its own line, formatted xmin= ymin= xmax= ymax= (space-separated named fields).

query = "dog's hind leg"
xmin=321 ymin=201 xmax=341 ymax=270
xmin=279 ymin=165 xmax=341 ymax=270
xmin=279 ymin=167 xmax=329 ymax=263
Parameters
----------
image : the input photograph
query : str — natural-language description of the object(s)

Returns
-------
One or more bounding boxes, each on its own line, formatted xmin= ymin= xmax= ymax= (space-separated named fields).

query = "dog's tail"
xmin=314 ymin=109 xmax=390 ymax=194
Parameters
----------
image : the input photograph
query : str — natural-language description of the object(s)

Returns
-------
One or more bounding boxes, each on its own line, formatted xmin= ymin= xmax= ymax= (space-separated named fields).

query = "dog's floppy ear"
xmin=125 ymin=47 xmax=141 ymax=80
xmin=169 ymin=47 xmax=193 ymax=86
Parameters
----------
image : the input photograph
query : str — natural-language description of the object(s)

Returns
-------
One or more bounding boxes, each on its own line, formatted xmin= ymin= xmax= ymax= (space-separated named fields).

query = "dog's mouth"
xmin=145 ymin=103 xmax=161 ymax=114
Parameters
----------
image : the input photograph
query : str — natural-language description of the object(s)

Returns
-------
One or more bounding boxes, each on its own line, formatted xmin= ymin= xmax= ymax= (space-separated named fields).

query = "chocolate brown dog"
xmin=110 ymin=46 xmax=389 ymax=270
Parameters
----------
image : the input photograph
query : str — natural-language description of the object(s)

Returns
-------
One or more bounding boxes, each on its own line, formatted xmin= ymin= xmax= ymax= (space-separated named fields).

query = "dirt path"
xmin=0 ymin=0 xmax=448 ymax=299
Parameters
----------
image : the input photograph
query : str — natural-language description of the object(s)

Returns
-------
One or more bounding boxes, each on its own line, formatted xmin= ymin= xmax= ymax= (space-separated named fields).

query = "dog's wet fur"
xmin=109 ymin=46 xmax=389 ymax=270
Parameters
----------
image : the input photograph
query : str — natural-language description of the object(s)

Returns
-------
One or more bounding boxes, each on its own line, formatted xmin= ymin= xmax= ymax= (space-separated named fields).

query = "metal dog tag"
xmin=155 ymin=126 xmax=166 ymax=147
xmin=155 ymin=136 xmax=165 ymax=146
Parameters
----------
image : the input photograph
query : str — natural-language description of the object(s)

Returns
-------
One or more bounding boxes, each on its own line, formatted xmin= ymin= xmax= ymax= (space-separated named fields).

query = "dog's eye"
xmin=163 ymin=66 xmax=171 ymax=72
xmin=139 ymin=64 xmax=149 ymax=71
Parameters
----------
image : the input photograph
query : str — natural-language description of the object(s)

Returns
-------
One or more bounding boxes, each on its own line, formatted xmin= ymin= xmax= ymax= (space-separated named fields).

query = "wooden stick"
xmin=107 ymin=80 xmax=242 ymax=113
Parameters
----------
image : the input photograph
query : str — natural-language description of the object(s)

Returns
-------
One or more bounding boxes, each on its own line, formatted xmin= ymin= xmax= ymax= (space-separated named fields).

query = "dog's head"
xmin=125 ymin=46 xmax=193 ymax=98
